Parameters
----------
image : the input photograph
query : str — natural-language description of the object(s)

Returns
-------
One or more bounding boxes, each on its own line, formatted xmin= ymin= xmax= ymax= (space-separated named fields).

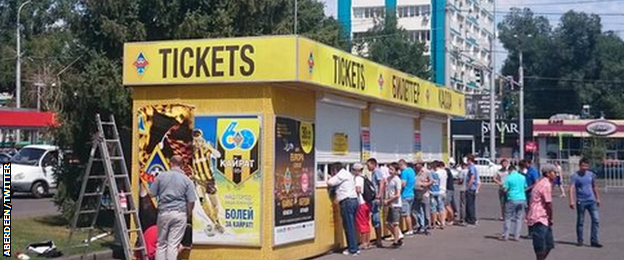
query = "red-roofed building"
xmin=0 ymin=109 xmax=58 ymax=147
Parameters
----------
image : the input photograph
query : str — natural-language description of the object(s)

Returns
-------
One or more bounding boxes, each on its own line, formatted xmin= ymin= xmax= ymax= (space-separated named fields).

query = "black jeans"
xmin=465 ymin=190 xmax=477 ymax=224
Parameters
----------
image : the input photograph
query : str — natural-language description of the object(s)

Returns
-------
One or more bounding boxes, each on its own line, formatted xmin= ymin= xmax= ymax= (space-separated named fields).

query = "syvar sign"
xmin=481 ymin=121 xmax=520 ymax=136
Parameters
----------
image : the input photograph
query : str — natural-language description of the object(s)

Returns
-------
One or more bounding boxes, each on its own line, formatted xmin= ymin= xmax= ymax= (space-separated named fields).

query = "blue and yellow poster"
xmin=191 ymin=116 xmax=262 ymax=246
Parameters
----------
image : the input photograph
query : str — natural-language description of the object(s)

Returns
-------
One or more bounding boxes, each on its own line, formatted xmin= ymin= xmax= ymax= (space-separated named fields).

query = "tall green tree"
xmin=498 ymin=8 xmax=624 ymax=119
xmin=353 ymin=10 xmax=430 ymax=79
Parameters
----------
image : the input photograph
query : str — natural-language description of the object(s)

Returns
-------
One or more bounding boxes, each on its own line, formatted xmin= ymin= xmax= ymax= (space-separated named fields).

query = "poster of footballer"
xmin=273 ymin=117 xmax=315 ymax=246
xmin=192 ymin=115 xmax=262 ymax=246
xmin=137 ymin=104 xmax=195 ymax=248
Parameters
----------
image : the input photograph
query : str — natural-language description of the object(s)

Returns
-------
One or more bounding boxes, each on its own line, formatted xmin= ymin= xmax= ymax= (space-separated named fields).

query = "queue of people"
xmin=327 ymin=155 xmax=482 ymax=256
xmin=328 ymin=155 xmax=604 ymax=260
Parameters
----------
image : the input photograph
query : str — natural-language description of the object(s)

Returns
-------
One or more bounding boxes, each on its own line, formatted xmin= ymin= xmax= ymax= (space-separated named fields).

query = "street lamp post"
xmin=16 ymin=0 xmax=32 ymax=110
xmin=15 ymin=0 xmax=32 ymax=143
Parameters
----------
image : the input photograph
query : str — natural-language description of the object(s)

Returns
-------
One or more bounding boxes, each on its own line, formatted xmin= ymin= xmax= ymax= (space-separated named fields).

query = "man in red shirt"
xmin=526 ymin=164 xmax=557 ymax=260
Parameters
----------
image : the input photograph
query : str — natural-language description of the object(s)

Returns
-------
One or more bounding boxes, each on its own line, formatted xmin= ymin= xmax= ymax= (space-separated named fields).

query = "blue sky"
xmin=320 ymin=0 xmax=624 ymax=70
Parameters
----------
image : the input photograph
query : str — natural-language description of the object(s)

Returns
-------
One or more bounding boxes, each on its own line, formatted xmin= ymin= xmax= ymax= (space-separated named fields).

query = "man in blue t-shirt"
xmin=569 ymin=158 xmax=602 ymax=248
xmin=399 ymin=159 xmax=416 ymax=235
xmin=465 ymin=154 xmax=480 ymax=225
xmin=525 ymin=160 xmax=540 ymax=199
xmin=501 ymin=167 xmax=527 ymax=241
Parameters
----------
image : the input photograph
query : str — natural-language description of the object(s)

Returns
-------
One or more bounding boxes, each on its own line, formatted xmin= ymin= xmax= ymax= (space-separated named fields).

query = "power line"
xmin=525 ymin=76 xmax=624 ymax=84
xmin=498 ymin=0 xmax=624 ymax=7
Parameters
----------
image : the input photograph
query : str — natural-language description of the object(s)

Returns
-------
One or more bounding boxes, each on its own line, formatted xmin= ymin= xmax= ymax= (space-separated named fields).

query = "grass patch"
xmin=13 ymin=215 xmax=114 ymax=259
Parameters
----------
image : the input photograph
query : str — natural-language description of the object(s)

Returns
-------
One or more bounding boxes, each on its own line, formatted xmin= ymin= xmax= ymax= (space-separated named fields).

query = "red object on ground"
xmin=135 ymin=225 xmax=157 ymax=260
xmin=356 ymin=203 xmax=371 ymax=234
xmin=0 ymin=110 xmax=57 ymax=128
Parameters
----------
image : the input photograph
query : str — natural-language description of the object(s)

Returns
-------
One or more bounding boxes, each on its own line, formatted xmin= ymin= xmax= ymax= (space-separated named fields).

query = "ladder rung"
xmin=100 ymin=121 xmax=115 ymax=126
xmin=124 ymin=210 xmax=138 ymax=215
xmin=114 ymin=174 xmax=128 ymax=178
xmin=79 ymin=209 xmax=98 ymax=214
xmin=127 ymin=228 xmax=141 ymax=233
xmin=78 ymin=227 xmax=95 ymax=231
xmin=110 ymin=156 xmax=124 ymax=160
xmin=92 ymin=158 xmax=103 ymax=162
xmin=133 ymin=247 xmax=145 ymax=251
xmin=88 ymin=175 xmax=106 ymax=180
xmin=83 ymin=192 xmax=103 ymax=197
xmin=105 ymin=139 xmax=120 ymax=142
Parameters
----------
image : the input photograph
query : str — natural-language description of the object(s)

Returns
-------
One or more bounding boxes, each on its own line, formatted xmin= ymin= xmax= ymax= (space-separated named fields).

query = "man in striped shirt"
xmin=527 ymin=164 xmax=557 ymax=260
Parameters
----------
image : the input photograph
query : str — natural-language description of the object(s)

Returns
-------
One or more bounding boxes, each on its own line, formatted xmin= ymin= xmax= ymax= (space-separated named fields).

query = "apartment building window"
xmin=408 ymin=30 xmax=431 ymax=42
xmin=422 ymin=6 xmax=430 ymax=16
xmin=397 ymin=5 xmax=430 ymax=18
xmin=353 ymin=6 xmax=385 ymax=19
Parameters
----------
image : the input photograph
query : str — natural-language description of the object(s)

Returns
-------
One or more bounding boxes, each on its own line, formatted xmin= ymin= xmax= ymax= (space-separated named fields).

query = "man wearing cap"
xmin=527 ymin=164 xmax=557 ymax=260
xmin=150 ymin=155 xmax=196 ymax=260
xmin=353 ymin=163 xmax=372 ymax=250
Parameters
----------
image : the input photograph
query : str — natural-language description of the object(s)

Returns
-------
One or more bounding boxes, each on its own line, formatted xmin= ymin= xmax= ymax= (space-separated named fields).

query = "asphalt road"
xmin=315 ymin=185 xmax=624 ymax=260
xmin=12 ymin=193 xmax=58 ymax=219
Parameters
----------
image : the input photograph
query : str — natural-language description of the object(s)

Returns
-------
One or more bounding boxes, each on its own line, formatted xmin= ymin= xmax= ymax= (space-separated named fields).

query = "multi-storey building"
xmin=336 ymin=0 xmax=495 ymax=95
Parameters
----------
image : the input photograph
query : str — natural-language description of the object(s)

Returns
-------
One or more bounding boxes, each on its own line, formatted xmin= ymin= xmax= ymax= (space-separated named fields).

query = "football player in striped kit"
xmin=191 ymin=129 xmax=225 ymax=236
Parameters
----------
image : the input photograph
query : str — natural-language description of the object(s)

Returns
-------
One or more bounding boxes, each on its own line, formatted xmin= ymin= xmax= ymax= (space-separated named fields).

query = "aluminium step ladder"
xmin=68 ymin=114 xmax=147 ymax=260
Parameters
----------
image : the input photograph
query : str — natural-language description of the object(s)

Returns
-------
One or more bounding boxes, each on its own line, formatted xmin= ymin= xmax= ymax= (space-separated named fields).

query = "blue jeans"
xmin=576 ymin=200 xmax=600 ymax=244
xmin=414 ymin=191 xmax=430 ymax=231
xmin=340 ymin=198 xmax=359 ymax=254
xmin=503 ymin=200 xmax=526 ymax=240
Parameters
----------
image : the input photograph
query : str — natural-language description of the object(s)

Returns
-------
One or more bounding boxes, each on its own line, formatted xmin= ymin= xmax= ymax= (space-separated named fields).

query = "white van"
xmin=11 ymin=145 xmax=60 ymax=198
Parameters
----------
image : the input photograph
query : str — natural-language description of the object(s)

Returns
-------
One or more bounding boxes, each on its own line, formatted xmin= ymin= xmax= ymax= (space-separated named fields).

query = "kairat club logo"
xmin=586 ymin=120 xmax=618 ymax=136
xmin=377 ymin=74 xmax=384 ymax=91
xmin=133 ymin=52 xmax=149 ymax=75
xmin=221 ymin=121 xmax=256 ymax=150
xmin=307 ymin=52 xmax=315 ymax=73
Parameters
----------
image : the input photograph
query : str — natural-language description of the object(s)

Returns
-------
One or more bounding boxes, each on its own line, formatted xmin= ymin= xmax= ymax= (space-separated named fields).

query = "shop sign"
xmin=124 ymin=37 xmax=297 ymax=85
xmin=586 ymin=120 xmax=617 ymax=136
xmin=361 ymin=128 xmax=371 ymax=161
xmin=332 ymin=133 xmax=348 ymax=155
xmin=296 ymin=37 xmax=465 ymax=117
xmin=274 ymin=117 xmax=316 ymax=245
xmin=125 ymin=36 xmax=466 ymax=117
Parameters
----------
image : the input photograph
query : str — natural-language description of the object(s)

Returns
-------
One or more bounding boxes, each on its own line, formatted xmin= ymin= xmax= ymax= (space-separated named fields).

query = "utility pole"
xmin=294 ymin=0 xmax=298 ymax=35
xmin=489 ymin=0 xmax=496 ymax=162
xmin=519 ymin=50 xmax=525 ymax=159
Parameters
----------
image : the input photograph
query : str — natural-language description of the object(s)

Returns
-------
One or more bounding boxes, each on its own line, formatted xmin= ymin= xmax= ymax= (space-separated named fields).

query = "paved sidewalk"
xmin=314 ymin=186 xmax=624 ymax=260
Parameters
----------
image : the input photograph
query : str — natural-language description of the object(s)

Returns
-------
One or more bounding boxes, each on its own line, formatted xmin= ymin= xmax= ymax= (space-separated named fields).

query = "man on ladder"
xmin=150 ymin=155 xmax=196 ymax=260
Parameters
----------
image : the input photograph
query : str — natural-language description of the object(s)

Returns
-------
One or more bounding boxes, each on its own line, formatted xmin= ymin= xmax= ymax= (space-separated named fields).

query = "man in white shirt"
xmin=327 ymin=163 xmax=359 ymax=256
xmin=436 ymin=161 xmax=449 ymax=227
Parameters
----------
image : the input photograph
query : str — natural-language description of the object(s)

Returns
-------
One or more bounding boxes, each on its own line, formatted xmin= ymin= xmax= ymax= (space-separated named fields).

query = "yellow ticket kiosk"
xmin=124 ymin=36 xmax=464 ymax=260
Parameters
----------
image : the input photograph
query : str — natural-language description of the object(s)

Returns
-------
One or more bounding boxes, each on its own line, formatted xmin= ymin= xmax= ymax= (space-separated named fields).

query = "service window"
xmin=421 ymin=118 xmax=444 ymax=161
xmin=369 ymin=106 xmax=415 ymax=164
xmin=315 ymin=98 xmax=364 ymax=186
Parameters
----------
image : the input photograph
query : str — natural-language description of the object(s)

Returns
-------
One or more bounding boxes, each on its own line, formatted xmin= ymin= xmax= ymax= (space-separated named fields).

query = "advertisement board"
xmin=273 ymin=117 xmax=316 ymax=245
xmin=192 ymin=115 xmax=262 ymax=246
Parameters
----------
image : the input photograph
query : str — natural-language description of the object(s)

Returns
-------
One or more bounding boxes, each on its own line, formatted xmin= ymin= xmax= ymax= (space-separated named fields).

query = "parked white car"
xmin=475 ymin=157 xmax=502 ymax=177
xmin=11 ymin=145 xmax=60 ymax=198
